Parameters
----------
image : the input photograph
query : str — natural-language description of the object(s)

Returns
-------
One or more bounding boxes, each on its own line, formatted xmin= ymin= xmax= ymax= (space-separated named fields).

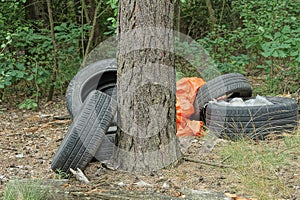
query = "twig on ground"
xmin=221 ymin=155 xmax=231 ymax=163
xmin=53 ymin=115 xmax=71 ymax=120
xmin=183 ymin=157 xmax=234 ymax=168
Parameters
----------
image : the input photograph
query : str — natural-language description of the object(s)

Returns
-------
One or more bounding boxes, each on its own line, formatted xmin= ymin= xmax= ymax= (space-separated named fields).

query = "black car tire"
xmin=51 ymin=90 xmax=117 ymax=173
xmin=192 ymin=73 xmax=252 ymax=121
xmin=66 ymin=58 xmax=117 ymax=119
xmin=94 ymin=133 xmax=115 ymax=162
xmin=206 ymin=96 xmax=299 ymax=139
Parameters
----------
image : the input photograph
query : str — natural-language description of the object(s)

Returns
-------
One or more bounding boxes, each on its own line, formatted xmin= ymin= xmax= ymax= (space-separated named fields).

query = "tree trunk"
xmin=46 ymin=0 xmax=59 ymax=101
xmin=113 ymin=0 xmax=181 ymax=172
xmin=85 ymin=0 xmax=101 ymax=46
xmin=205 ymin=0 xmax=217 ymax=30
xmin=82 ymin=0 xmax=101 ymax=66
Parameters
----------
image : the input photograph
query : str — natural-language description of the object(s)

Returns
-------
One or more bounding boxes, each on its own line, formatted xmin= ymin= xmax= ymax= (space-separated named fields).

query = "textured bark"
xmin=113 ymin=0 xmax=181 ymax=172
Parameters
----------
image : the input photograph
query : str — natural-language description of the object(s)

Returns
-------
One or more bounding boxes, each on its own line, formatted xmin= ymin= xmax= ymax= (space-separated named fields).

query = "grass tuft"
xmin=4 ymin=179 xmax=49 ymax=200
xmin=216 ymin=128 xmax=300 ymax=200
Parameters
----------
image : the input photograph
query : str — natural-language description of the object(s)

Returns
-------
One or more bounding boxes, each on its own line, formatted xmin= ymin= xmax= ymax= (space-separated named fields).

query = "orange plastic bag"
xmin=176 ymin=77 xmax=206 ymax=137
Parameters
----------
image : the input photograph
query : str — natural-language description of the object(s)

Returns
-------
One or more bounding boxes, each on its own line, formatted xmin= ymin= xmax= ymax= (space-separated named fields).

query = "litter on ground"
xmin=210 ymin=95 xmax=274 ymax=107
xmin=176 ymin=77 xmax=206 ymax=137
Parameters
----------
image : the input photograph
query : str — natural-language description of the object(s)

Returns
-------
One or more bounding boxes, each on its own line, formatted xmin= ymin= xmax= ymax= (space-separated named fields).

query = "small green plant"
xmin=55 ymin=169 xmax=70 ymax=179
xmin=176 ymin=71 xmax=185 ymax=81
xmin=18 ymin=98 xmax=38 ymax=110
xmin=104 ymin=0 xmax=118 ymax=35
xmin=4 ymin=179 xmax=49 ymax=200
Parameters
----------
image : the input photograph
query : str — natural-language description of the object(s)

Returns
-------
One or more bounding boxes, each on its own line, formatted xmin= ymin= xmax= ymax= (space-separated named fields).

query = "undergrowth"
xmin=4 ymin=179 xmax=50 ymax=200
xmin=216 ymin=129 xmax=300 ymax=200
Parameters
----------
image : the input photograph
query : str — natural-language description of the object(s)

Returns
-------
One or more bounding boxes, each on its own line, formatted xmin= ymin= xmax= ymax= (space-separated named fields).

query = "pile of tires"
xmin=51 ymin=58 xmax=298 ymax=173
xmin=51 ymin=59 xmax=117 ymax=173
xmin=193 ymin=73 xmax=299 ymax=140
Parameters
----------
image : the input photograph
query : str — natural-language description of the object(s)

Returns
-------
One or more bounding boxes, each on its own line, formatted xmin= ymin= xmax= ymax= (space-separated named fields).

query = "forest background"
xmin=0 ymin=0 xmax=299 ymax=110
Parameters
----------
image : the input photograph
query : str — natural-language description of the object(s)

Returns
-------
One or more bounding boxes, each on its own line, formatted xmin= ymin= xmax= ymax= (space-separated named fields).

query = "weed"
xmin=18 ymin=98 xmax=38 ymax=110
xmin=4 ymin=179 xmax=49 ymax=200
xmin=55 ymin=169 xmax=70 ymax=179
xmin=216 ymin=129 xmax=300 ymax=199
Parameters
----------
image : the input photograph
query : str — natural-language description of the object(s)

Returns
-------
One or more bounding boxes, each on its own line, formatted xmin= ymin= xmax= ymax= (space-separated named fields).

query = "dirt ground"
xmin=0 ymin=94 xmax=299 ymax=199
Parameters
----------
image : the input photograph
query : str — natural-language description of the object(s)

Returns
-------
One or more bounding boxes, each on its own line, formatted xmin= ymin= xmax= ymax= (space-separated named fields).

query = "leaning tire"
xmin=51 ymin=90 xmax=117 ymax=173
xmin=193 ymin=73 xmax=252 ymax=120
xmin=66 ymin=58 xmax=116 ymax=119
xmin=206 ymin=97 xmax=299 ymax=139
xmin=94 ymin=133 xmax=116 ymax=162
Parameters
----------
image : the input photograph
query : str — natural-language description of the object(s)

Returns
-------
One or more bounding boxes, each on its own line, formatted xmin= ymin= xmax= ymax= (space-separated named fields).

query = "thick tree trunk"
xmin=113 ymin=0 xmax=181 ymax=172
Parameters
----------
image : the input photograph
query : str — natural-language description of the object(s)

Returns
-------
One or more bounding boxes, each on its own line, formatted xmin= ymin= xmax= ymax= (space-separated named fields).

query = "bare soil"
xmin=0 ymin=94 xmax=299 ymax=199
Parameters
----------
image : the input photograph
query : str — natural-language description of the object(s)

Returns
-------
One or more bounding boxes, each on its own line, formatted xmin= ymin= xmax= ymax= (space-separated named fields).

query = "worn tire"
xmin=66 ymin=58 xmax=116 ymax=119
xmin=192 ymin=73 xmax=252 ymax=120
xmin=94 ymin=133 xmax=115 ymax=161
xmin=51 ymin=90 xmax=117 ymax=173
xmin=206 ymin=97 xmax=299 ymax=139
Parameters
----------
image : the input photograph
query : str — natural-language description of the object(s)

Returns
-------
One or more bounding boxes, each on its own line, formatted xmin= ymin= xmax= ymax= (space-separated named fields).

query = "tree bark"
xmin=205 ymin=0 xmax=217 ymax=30
xmin=113 ymin=0 xmax=181 ymax=172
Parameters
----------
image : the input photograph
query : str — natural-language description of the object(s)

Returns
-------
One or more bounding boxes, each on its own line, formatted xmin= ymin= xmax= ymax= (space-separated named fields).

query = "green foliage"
xmin=0 ymin=0 xmax=299 ymax=106
xmin=175 ymin=37 xmax=220 ymax=81
xmin=18 ymin=99 xmax=38 ymax=110
xmin=55 ymin=169 xmax=70 ymax=179
xmin=197 ymin=0 xmax=299 ymax=95
xmin=179 ymin=0 xmax=235 ymax=39
xmin=176 ymin=71 xmax=185 ymax=81
xmin=0 ymin=18 xmax=84 ymax=103
xmin=104 ymin=0 xmax=118 ymax=35
xmin=4 ymin=179 xmax=49 ymax=200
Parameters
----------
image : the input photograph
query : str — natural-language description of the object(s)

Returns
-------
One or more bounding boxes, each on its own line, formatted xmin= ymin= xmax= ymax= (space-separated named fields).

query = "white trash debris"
xmin=70 ymin=168 xmax=89 ymax=184
xmin=117 ymin=181 xmax=125 ymax=187
xmin=134 ymin=180 xmax=153 ymax=187
xmin=211 ymin=95 xmax=274 ymax=107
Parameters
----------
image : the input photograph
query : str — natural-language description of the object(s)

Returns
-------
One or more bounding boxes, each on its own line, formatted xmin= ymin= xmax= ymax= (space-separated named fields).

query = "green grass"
xmin=4 ymin=179 xmax=49 ymax=200
xmin=216 ymin=128 xmax=300 ymax=200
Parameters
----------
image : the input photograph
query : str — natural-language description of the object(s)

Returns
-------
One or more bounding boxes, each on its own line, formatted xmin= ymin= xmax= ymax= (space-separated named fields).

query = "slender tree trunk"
xmin=46 ymin=0 xmax=59 ymax=101
xmin=82 ymin=0 xmax=102 ymax=66
xmin=86 ymin=0 xmax=101 ymax=46
xmin=81 ymin=0 xmax=91 ymax=24
xmin=205 ymin=0 xmax=216 ymax=30
xmin=113 ymin=0 xmax=181 ymax=172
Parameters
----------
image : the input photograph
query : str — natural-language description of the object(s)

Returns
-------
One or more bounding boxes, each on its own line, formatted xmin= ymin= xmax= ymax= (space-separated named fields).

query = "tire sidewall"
xmin=66 ymin=58 xmax=117 ymax=118
xmin=206 ymin=96 xmax=298 ymax=139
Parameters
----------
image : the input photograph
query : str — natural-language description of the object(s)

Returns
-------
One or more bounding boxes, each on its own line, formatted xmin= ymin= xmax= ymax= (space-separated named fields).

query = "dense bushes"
xmin=0 ymin=0 xmax=114 ymax=108
xmin=196 ymin=0 xmax=299 ymax=95
xmin=0 ymin=0 xmax=299 ymax=109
